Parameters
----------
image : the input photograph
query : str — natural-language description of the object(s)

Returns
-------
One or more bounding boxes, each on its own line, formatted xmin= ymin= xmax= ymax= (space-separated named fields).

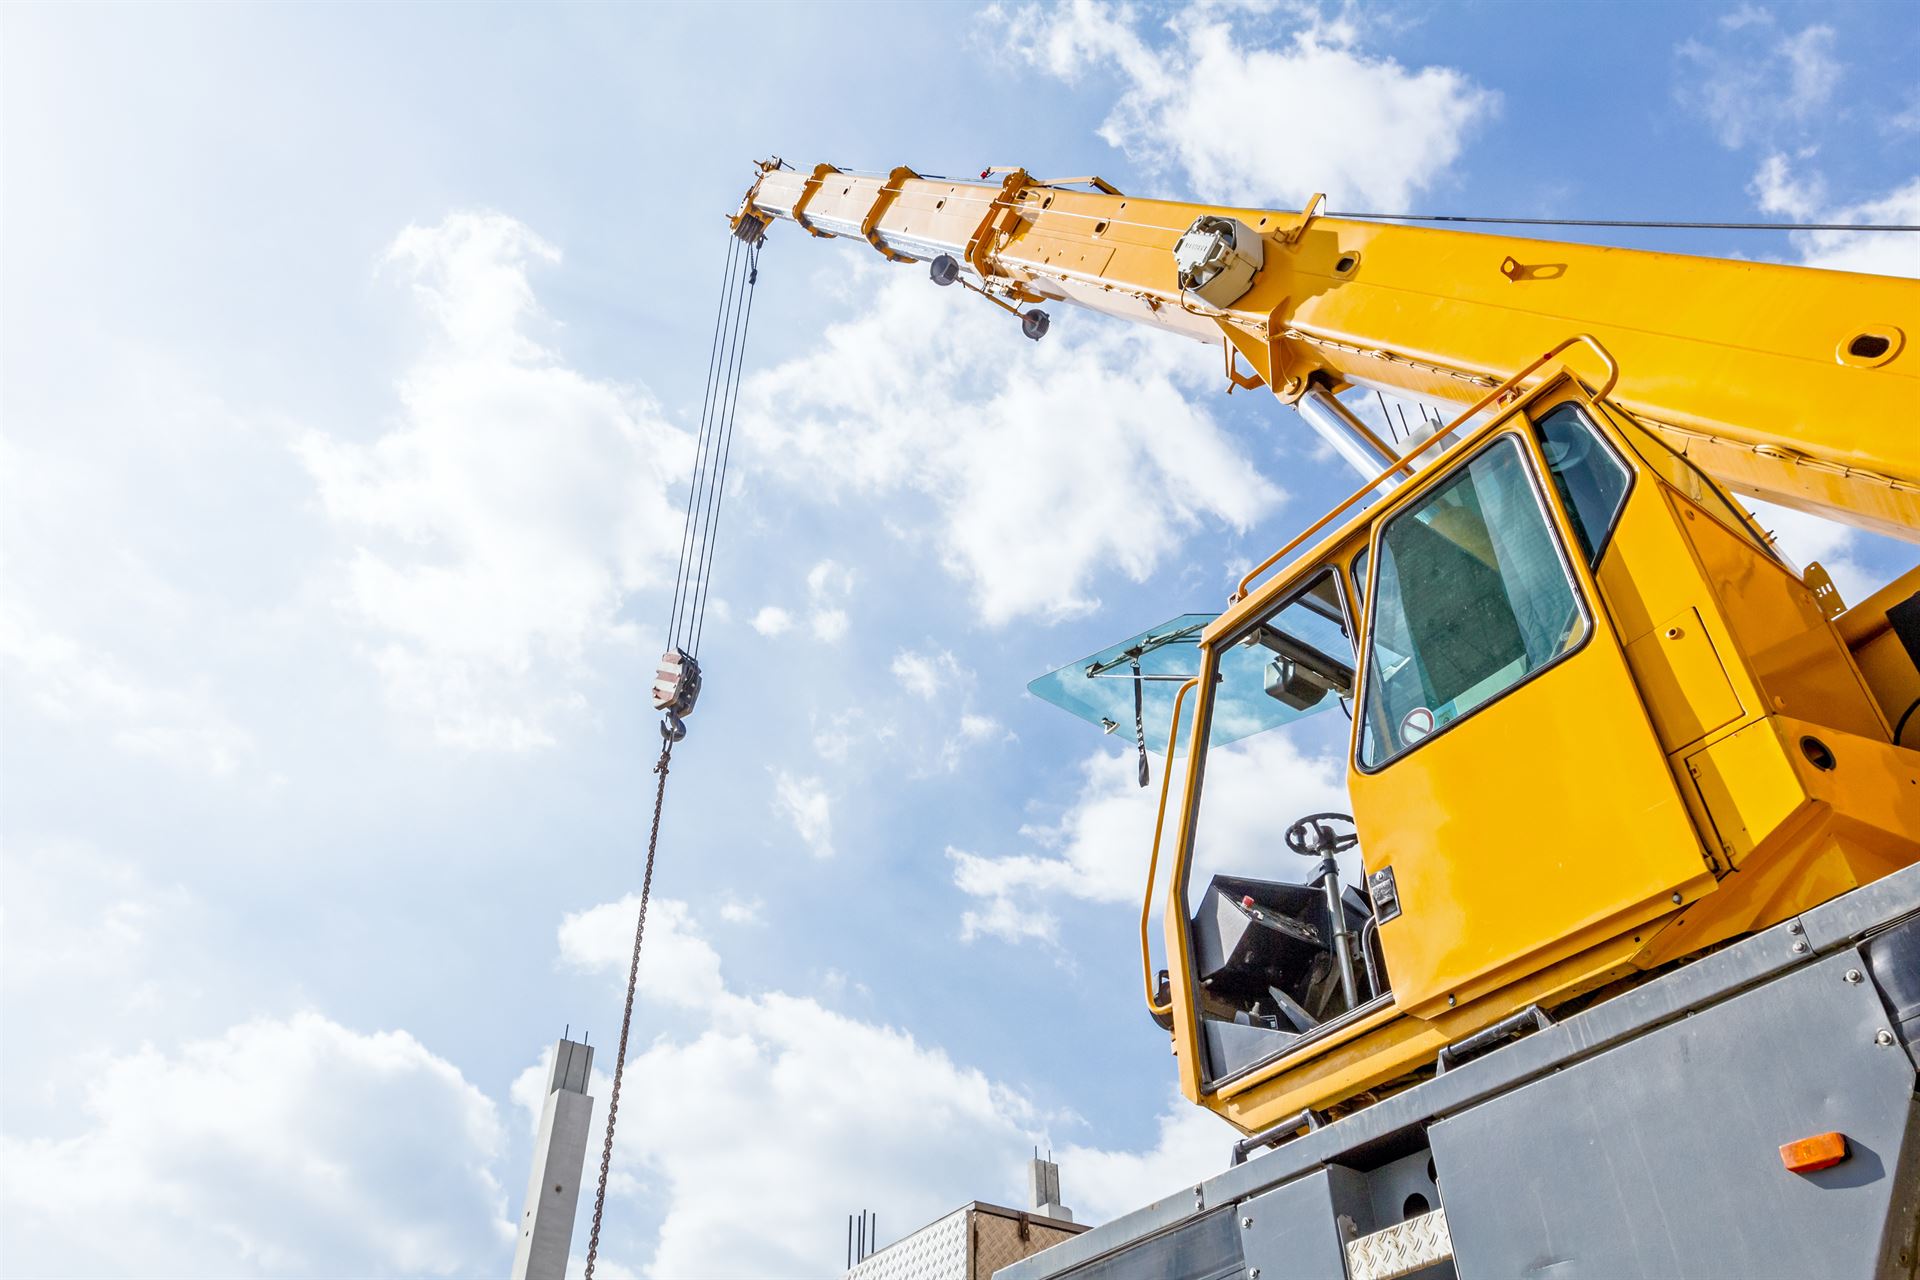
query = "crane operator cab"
xmin=1035 ymin=363 xmax=1920 ymax=1132
xmin=1026 ymin=383 xmax=1650 ymax=1100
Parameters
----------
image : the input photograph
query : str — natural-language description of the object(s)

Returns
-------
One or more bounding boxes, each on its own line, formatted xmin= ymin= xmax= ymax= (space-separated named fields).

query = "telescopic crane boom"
xmin=733 ymin=160 xmax=1918 ymax=540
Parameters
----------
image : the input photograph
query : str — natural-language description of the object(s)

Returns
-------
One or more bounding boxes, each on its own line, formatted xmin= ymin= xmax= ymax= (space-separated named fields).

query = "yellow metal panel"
xmin=1673 ymin=492 xmax=1887 ymax=739
xmin=1782 ymin=716 xmax=1920 ymax=858
xmin=1836 ymin=566 xmax=1920 ymax=731
xmin=1623 ymin=607 xmax=1746 ymax=750
xmin=1213 ymin=930 xmax=1649 ymax=1133
xmin=1350 ymin=613 xmax=1708 ymax=1013
xmin=1684 ymin=719 xmax=1808 ymax=863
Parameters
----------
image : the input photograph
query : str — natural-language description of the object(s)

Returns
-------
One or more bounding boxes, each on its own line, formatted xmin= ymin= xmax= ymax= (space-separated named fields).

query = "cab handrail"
xmin=1143 ymin=677 xmax=1201 ymax=1019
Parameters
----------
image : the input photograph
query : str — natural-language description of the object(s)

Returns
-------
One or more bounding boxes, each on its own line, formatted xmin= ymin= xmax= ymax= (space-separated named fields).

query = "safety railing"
xmin=1232 ymin=334 xmax=1621 ymax=603
xmin=1230 ymin=1107 xmax=1326 ymax=1165
xmin=1143 ymin=676 xmax=1201 ymax=1020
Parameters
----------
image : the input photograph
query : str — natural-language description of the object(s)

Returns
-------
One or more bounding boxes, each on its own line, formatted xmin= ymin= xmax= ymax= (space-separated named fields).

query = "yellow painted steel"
xmin=736 ymin=161 xmax=1920 ymax=1136
xmin=1142 ymin=678 xmax=1199 ymax=1021
xmin=736 ymin=162 xmax=1920 ymax=540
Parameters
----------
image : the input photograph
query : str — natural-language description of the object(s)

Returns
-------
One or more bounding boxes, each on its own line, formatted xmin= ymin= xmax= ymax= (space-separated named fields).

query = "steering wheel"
xmin=1284 ymin=812 xmax=1360 ymax=857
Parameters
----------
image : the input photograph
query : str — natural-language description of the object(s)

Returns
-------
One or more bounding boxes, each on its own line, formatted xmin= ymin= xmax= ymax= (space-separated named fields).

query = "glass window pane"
xmin=1358 ymin=438 xmax=1587 ymax=768
xmin=1216 ymin=570 xmax=1355 ymax=738
xmin=1536 ymin=403 xmax=1630 ymax=564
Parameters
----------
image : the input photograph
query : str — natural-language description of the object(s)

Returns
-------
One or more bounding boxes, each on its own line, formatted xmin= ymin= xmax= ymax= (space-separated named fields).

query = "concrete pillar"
xmin=511 ymin=1038 xmax=596 ymax=1280
xmin=1028 ymin=1153 xmax=1073 ymax=1224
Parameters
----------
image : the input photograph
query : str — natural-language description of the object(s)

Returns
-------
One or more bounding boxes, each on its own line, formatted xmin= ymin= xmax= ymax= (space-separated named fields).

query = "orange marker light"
xmin=1779 ymin=1132 xmax=1848 ymax=1173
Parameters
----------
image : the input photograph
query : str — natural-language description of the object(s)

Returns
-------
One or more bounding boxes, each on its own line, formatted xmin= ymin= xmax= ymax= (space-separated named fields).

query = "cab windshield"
xmin=1180 ymin=567 xmax=1382 ymax=1085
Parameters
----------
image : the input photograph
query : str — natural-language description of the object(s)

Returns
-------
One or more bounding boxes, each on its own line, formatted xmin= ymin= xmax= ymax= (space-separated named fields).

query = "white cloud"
xmin=1746 ymin=498 xmax=1877 ymax=607
xmin=718 ymin=896 xmax=765 ymax=926
xmin=742 ymin=269 xmax=1282 ymax=626
xmin=892 ymin=647 xmax=967 ymax=700
xmin=618 ymin=998 xmax=1034 ymax=1278
xmin=1 ymin=843 xmax=193 ymax=992
xmin=1676 ymin=10 xmax=1841 ymax=150
xmin=810 ymin=607 xmax=851 ymax=643
xmin=1733 ymin=160 xmax=1919 ymax=600
xmin=0 ymin=1014 xmax=510 ymax=1277
xmin=295 ymin=212 xmax=692 ymax=750
xmin=750 ymin=605 xmax=793 ymax=636
xmin=958 ymin=713 xmax=1006 ymax=742
xmin=773 ymin=769 xmax=835 ymax=858
xmin=556 ymin=900 xmax=1238 ymax=1275
xmin=1059 ymin=1098 xmax=1238 ymax=1224
xmin=952 ymin=734 xmax=1347 ymax=943
xmin=807 ymin=559 xmax=855 ymax=599
xmin=1750 ymin=150 xmax=1826 ymax=220
xmin=558 ymin=895 xmax=726 ymax=1007
xmin=989 ymin=0 xmax=1497 ymax=209
xmin=1 ymin=608 xmax=256 ymax=779
xmin=806 ymin=559 xmax=856 ymax=642
xmin=1754 ymin=159 xmax=1920 ymax=278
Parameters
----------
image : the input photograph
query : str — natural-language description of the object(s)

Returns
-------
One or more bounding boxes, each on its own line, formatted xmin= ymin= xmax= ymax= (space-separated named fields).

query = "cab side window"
xmin=1358 ymin=437 xmax=1588 ymax=769
xmin=1535 ymin=403 xmax=1631 ymax=565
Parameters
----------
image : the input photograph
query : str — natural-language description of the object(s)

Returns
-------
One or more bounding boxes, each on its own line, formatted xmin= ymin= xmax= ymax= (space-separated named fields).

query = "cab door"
xmin=1345 ymin=406 xmax=1713 ymax=1016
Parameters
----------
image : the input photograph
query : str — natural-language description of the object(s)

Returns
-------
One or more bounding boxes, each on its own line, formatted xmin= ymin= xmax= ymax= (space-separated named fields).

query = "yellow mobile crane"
xmin=731 ymin=161 xmax=1920 ymax=1277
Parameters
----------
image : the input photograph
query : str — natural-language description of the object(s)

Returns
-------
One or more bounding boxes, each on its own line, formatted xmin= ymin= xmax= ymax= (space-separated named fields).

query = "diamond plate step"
xmin=1344 ymin=1207 xmax=1453 ymax=1280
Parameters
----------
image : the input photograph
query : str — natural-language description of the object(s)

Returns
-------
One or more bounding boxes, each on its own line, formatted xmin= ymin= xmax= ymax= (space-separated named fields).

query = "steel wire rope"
xmin=666 ymin=235 xmax=742 ymax=652
xmin=677 ymin=240 xmax=750 ymax=650
xmin=690 ymin=240 xmax=760 ymax=654
xmin=666 ymin=239 xmax=734 ymax=649
xmin=677 ymin=248 xmax=753 ymax=654
xmin=581 ymin=231 xmax=764 ymax=1279
xmin=685 ymin=239 xmax=758 ymax=655
xmin=787 ymin=185 xmax=1920 ymax=237
xmin=1324 ymin=212 xmax=1920 ymax=232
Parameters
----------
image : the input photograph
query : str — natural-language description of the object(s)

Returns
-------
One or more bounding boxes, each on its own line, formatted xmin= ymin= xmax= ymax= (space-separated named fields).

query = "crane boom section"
xmin=737 ymin=164 xmax=1919 ymax=541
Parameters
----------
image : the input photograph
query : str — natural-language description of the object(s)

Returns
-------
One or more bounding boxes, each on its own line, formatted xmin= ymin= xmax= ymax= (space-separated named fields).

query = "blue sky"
xmin=3 ymin=2 xmax=1916 ymax=1276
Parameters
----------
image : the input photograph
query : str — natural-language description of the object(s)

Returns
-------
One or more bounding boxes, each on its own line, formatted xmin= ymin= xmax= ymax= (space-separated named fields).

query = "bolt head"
xmin=1791 ymin=940 xmax=1809 ymax=954
xmin=1242 ymin=1216 xmax=1253 ymax=1229
xmin=1446 ymin=994 xmax=1457 ymax=1007
xmin=1876 ymin=1029 xmax=1897 ymax=1046
xmin=1845 ymin=968 xmax=1864 ymax=984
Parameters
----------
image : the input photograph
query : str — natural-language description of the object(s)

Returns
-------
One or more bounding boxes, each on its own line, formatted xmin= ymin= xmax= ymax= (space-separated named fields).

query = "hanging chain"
xmin=582 ymin=738 xmax=672 ymax=1280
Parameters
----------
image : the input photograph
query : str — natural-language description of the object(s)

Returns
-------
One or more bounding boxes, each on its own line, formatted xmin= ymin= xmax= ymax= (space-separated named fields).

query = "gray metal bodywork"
xmin=998 ymin=863 xmax=1920 ymax=1280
